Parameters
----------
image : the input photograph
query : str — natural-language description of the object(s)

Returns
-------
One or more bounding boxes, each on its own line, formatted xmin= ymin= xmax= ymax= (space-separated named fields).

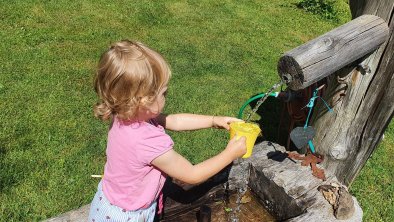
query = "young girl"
xmin=88 ymin=40 xmax=246 ymax=222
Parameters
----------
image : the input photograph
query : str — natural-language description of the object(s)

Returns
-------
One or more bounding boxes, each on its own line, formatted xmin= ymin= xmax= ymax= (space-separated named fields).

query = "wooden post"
xmin=278 ymin=15 xmax=389 ymax=90
xmin=310 ymin=0 xmax=394 ymax=186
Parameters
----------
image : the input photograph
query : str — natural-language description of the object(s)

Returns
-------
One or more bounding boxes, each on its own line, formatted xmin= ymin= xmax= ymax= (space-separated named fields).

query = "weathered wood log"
xmin=160 ymin=167 xmax=231 ymax=220
xmin=278 ymin=14 xmax=389 ymax=90
xmin=160 ymin=142 xmax=364 ymax=221
xmin=310 ymin=1 xmax=394 ymax=185
xmin=161 ymin=185 xmax=227 ymax=220
xmin=44 ymin=142 xmax=363 ymax=221
xmin=236 ymin=142 xmax=363 ymax=221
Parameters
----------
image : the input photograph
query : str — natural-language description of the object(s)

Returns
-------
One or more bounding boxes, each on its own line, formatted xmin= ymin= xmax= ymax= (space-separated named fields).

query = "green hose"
xmin=238 ymin=92 xmax=279 ymax=119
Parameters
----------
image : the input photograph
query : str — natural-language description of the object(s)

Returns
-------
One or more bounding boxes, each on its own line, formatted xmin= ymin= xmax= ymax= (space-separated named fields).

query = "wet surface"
xmin=162 ymin=189 xmax=276 ymax=222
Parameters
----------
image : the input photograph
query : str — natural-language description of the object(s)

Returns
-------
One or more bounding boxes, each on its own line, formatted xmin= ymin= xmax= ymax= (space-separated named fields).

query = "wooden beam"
xmin=311 ymin=1 xmax=394 ymax=185
xmin=278 ymin=15 xmax=389 ymax=90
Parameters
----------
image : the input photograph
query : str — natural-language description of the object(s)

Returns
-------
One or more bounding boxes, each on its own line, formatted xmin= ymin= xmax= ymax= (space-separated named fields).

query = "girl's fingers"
xmin=226 ymin=117 xmax=244 ymax=123
xmin=213 ymin=116 xmax=244 ymax=130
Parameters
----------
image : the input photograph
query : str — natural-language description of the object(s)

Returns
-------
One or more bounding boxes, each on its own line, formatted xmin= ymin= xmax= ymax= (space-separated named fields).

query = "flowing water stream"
xmin=229 ymin=80 xmax=284 ymax=221
xmin=229 ymin=159 xmax=250 ymax=222
xmin=161 ymin=80 xmax=286 ymax=222
xmin=244 ymin=80 xmax=284 ymax=122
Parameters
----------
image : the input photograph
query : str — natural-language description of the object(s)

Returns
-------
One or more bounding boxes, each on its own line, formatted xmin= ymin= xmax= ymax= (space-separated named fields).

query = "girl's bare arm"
xmin=155 ymin=113 xmax=242 ymax=131
xmin=151 ymin=136 xmax=246 ymax=185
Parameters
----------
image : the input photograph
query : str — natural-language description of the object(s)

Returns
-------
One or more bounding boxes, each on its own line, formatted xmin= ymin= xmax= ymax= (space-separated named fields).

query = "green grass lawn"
xmin=0 ymin=0 xmax=392 ymax=221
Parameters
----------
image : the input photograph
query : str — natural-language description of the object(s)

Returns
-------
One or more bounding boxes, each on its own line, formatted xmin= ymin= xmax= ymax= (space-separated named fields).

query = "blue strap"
xmin=304 ymin=88 xmax=333 ymax=153
xmin=304 ymin=90 xmax=333 ymax=128
xmin=308 ymin=140 xmax=316 ymax=153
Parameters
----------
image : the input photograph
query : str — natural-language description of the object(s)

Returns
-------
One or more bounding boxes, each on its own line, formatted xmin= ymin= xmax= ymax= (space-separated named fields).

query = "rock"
xmin=318 ymin=184 xmax=355 ymax=220
xmin=335 ymin=187 xmax=355 ymax=220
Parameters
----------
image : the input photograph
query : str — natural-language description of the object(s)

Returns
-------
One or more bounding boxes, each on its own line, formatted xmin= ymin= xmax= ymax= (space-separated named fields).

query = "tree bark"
xmin=311 ymin=0 xmax=394 ymax=186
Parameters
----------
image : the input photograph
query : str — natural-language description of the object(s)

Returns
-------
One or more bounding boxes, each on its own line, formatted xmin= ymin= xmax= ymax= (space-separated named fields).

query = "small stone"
xmin=318 ymin=184 xmax=355 ymax=220
xmin=334 ymin=188 xmax=355 ymax=220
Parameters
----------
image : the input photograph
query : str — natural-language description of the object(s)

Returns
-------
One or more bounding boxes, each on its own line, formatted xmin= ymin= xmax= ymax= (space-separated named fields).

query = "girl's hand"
xmin=212 ymin=116 xmax=243 ymax=130
xmin=225 ymin=135 xmax=247 ymax=159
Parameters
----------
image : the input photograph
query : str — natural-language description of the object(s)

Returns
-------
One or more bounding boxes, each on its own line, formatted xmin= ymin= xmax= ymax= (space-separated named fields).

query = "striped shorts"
xmin=88 ymin=181 xmax=157 ymax=222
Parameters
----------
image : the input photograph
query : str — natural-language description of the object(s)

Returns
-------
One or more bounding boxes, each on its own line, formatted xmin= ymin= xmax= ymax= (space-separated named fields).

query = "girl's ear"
xmin=145 ymin=101 xmax=160 ymax=115
xmin=137 ymin=105 xmax=156 ymax=120
xmin=145 ymin=107 xmax=154 ymax=115
xmin=146 ymin=108 xmax=155 ymax=115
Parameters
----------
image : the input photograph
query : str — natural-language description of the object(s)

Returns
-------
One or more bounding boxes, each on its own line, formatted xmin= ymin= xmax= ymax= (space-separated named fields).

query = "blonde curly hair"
xmin=94 ymin=40 xmax=171 ymax=121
